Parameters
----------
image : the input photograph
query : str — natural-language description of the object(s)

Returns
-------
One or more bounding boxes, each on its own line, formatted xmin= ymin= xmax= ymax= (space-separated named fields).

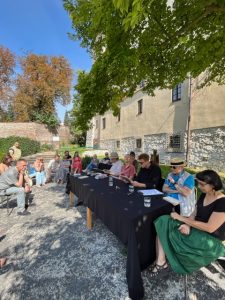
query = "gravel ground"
xmin=0 ymin=183 xmax=224 ymax=300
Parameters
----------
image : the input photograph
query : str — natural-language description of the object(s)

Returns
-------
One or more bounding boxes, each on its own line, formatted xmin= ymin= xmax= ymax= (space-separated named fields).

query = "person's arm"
xmin=16 ymin=172 xmax=24 ymax=187
xmin=163 ymin=183 xmax=179 ymax=194
xmin=171 ymin=211 xmax=225 ymax=234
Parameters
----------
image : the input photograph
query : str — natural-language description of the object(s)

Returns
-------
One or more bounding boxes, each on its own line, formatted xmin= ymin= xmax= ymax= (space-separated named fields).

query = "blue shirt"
xmin=165 ymin=171 xmax=195 ymax=199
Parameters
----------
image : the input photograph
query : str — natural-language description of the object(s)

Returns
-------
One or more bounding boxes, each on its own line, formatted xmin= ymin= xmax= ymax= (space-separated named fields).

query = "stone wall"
xmin=99 ymin=126 xmax=225 ymax=171
xmin=0 ymin=122 xmax=71 ymax=148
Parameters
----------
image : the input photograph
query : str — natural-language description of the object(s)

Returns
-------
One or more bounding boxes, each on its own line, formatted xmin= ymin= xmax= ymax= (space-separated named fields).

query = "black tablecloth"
xmin=69 ymin=175 xmax=172 ymax=300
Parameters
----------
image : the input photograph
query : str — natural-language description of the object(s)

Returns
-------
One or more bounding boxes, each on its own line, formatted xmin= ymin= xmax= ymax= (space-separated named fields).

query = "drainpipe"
xmin=186 ymin=74 xmax=192 ymax=165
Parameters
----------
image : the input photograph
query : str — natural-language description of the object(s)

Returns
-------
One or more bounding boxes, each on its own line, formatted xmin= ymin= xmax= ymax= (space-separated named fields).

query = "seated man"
xmin=0 ymin=159 xmax=31 ymax=215
xmin=162 ymin=158 xmax=195 ymax=216
xmin=104 ymin=152 xmax=123 ymax=176
xmin=46 ymin=154 xmax=64 ymax=183
xmin=98 ymin=152 xmax=111 ymax=170
xmin=130 ymin=153 xmax=161 ymax=189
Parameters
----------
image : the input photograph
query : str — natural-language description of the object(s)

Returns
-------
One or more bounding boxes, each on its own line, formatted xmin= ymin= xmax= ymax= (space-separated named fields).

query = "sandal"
xmin=149 ymin=262 xmax=168 ymax=278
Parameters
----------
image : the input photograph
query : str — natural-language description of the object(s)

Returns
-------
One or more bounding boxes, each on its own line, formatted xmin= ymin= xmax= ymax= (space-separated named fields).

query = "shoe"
xmin=149 ymin=262 xmax=169 ymax=278
xmin=17 ymin=210 xmax=31 ymax=216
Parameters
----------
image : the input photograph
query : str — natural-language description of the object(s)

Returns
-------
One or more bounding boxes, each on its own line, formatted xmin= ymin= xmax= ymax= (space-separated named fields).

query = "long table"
xmin=69 ymin=175 xmax=172 ymax=300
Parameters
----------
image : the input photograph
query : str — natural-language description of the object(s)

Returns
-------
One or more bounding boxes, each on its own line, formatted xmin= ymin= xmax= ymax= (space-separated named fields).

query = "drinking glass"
xmin=144 ymin=196 xmax=151 ymax=207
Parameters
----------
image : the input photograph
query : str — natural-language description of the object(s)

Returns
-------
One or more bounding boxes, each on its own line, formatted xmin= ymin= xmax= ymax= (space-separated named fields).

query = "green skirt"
xmin=154 ymin=215 xmax=225 ymax=274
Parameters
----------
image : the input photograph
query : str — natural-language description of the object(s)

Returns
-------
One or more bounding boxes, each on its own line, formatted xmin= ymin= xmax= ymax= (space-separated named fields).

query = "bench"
xmin=0 ymin=193 xmax=11 ymax=215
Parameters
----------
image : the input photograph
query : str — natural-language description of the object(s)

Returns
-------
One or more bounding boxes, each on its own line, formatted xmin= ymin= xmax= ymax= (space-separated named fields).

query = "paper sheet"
xmin=138 ymin=189 xmax=163 ymax=196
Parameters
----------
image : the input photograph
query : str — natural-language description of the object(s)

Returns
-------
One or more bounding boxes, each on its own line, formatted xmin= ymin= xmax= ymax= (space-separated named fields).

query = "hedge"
xmin=0 ymin=136 xmax=41 ymax=160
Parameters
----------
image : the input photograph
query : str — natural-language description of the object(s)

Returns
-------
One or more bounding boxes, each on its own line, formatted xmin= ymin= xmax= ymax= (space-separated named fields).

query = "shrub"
xmin=41 ymin=143 xmax=54 ymax=151
xmin=82 ymin=155 xmax=92 ymax=169
xmin=0 ymin=136 xmax=41 ymax=157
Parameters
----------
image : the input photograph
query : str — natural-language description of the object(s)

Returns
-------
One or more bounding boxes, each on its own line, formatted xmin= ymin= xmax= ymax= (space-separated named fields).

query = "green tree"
xmin=64 ymin=0 xmax=225 ymax=128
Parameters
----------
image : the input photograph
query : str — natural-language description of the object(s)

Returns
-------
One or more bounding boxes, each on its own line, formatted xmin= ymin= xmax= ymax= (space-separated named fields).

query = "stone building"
xmin=86 ymin=76 xmax=225 ymax=171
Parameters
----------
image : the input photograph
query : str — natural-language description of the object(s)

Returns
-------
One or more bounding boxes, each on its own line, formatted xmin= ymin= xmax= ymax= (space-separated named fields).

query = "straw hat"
xmin=169 ymin=157 xmax=186 ymax=166
xmin=110 ymin=152 xmax=119 ymax=159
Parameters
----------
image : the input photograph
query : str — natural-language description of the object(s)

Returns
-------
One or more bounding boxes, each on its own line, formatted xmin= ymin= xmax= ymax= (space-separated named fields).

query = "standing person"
xmin=0 ymin=159 xmax=31 ymax=215
xmin=162 ymin=158 xmax=195 ymax=216
xmin=72 ymin=152 xmax=82 ymax=174
xmin=130 ymin=153 xmax=161 ymax=189
xmin=0 ymin=154 xmax=12 ymax=175
xmin=149 ymin=170 xmax=225 ymax=277
xmin=63 ymin=150 xmax=72 ymax=173
xmin=120 ymin=154 xmax=136 ymax=180
xmin=8 ymin=142 xmax=22 ymax=163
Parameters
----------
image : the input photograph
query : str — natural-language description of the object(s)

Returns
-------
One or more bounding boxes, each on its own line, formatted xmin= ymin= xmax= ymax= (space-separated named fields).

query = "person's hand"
xmin=168 ymin=176 xmax=175 ymax=184
xmin=24 ymin=185 xmax=31 ymax=193
xmin=178 ymin=224 xmax=190 ymax=235
xmin=131 ymin=181 xmax=139 ymax=187
xmin=103 ymin=169 xmax=110 ymax=174
xmin=170 ymin=212 xmax=182 ymax=221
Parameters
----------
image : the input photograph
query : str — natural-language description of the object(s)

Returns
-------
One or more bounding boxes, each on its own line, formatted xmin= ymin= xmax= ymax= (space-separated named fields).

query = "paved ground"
xmin=0 ymin=183 xmax=224 ymax=300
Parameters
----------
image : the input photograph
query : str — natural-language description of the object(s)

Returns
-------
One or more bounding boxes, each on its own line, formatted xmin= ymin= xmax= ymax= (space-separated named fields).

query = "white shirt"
xmin=110 ymin=160 xmax=123 ymax=176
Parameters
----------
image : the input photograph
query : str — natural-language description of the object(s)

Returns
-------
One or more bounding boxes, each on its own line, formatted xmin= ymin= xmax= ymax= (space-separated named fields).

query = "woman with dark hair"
xmin=72 ymin=151 xmax=82 ymax=174
xmin=149 ymin=169 xmax=225 ymax=277
xmin=0 ymin=154 xmax=12 ymax=175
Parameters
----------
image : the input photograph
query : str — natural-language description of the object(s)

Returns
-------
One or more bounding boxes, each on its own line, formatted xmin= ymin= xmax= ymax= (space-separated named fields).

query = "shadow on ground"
xmin=0 ymin=183 xmax=224 ymax=300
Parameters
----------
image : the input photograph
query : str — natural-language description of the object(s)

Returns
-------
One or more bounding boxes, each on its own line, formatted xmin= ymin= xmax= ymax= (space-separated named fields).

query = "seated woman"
xmin=98 ymin=152 xmax=111 ymax=170
xmin=119 ymin=154 xmax=136 ymax=180
xmin=34 ymin=157 xmax=46 ymax=186
xmin=84 ymin=154 xmax=99 ymax=172
xmin=149 ymin=170 xmax=225 ymax=277
xmin=72 ymin=151 xmax=82 ymax=174
xmin=0 ymin=154 xmax=12 ymax=175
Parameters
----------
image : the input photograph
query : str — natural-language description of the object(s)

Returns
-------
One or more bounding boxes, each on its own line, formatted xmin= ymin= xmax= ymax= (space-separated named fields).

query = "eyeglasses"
xmin=138 ymin=161 xmax=145 ymax=165
xmin=171 ymin=166 xmax=179 ymax=169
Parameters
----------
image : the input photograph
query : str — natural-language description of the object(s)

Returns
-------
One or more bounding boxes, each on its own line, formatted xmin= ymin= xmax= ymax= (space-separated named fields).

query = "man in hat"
xmin=9 ymin=142 xmax=22 ymax=163
xmin=104 ymin=152 xmax=123 ymax=176
xmin=162 ymin=158 xmax=195 ymax=216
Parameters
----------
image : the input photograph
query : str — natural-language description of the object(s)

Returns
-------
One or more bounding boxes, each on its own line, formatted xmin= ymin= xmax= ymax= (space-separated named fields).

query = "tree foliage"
xmin=13 ymin=54 xmax=73 ymax=126
xmin=0 ymin=45 xmax=15 ymax=102
xmin=64 ymin=0 xmax=225 ymax=128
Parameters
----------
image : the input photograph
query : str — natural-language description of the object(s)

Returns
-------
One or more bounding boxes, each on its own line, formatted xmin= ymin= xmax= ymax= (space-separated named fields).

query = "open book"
xmin=119 ymin=175 xmax=133 ymax=184
xmin=163 ymin=196 xmax=180 ymax=206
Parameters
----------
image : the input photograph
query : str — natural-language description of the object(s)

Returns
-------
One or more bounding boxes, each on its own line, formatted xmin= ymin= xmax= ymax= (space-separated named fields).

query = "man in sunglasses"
xmin=162 ymin=158 xmax=195 ymax=216
xmin=0 ymin=159 xmax=31 ymax=216
xmin=130 ymin=153 xmax=162 ymax=189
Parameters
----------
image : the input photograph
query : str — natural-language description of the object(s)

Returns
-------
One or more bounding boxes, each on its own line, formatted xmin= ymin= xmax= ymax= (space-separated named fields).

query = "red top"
xmin=72 ymin=157 xmax=82 ymax=173
xmin=120 ymin=164 xmax=136 ymax=179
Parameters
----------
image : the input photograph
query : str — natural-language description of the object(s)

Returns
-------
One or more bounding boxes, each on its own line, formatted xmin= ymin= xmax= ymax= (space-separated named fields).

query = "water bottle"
xmin=108 ymin=176 xmax=113 ymax=187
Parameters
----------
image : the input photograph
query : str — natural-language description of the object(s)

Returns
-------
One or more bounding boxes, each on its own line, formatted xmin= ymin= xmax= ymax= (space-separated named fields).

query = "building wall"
xmin=0 ymin=122 xmax=71 ymax=148
xmin=86 ymin=77 xmax=225 ymax=171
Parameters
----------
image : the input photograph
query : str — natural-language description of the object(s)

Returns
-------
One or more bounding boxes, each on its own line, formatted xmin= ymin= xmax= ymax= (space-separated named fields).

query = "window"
xmin=116 ymin=140 xmax=120 ymax=149
xmin=137 ymin=99 xmax=143 ymax=115
xmin=95 ymin=119 xmax=98 ymax=129
xmin=102 ymin=118 xmax=106 ymax=129
xmin=117 ymin=110 xmax=120 ymax=122
xmin=172 ymin=84 xmax=182 ymax=102
xmin=136 ymin=139 xmax=142 ymax=149
xmin=169 ymin=134 xmax=181 ymax=150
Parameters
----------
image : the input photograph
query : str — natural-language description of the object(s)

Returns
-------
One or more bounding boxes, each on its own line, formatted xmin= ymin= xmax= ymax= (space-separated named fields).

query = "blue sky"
xmin=0 ymin=0 xmax=92 ymax=121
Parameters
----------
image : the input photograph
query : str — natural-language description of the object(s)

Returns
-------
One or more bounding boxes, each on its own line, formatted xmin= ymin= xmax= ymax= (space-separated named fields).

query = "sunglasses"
xmin=171 ymin=166 xmax=180 ymax=169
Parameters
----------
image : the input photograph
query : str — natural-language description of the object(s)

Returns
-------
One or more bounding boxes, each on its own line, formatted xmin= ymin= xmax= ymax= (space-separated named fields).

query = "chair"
xmin=0 ymin=193 xmax=11 ymax=215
